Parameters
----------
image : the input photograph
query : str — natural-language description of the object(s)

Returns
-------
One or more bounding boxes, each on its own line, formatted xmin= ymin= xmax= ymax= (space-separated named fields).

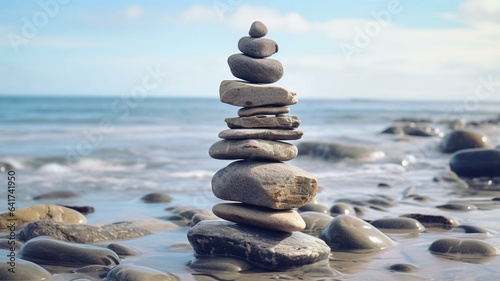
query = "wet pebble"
xmin=60 ymin=205 xmax=95 ymax=215
xmin=449 ymin=148 xmax=500 ymax=178
xmin=297 ymin=203 xmax=329 ymax=214
xmin=400 ymin=213 xmax=458 ymax=230
xmin=329 ymin=202 xmax=356 ymax=216
xmin=388 ymin=263 xmax=418 ymax=272
xmin=0 ymin=238 xmax=23 ymax=250
xmin=436 ymin=203 xmax=477 ymax=211
xmin=188 ymin=256 xmax=253 ymax=272
xmin=300 ymin=211 xmax=333 ymax=236
xmin=141 ymin=192 xmax=173 ymax=203
xmin=74 ymin=265 xmax=111 ymax=279
xmin=452 ymin=225 xmax=494 ymax=234
xmin=33 ymin=190 xmax=80 ymax=200
xmin=107 ymin=243 xmax=139 ymax=256
xmin=107 ymin=264 xmax=178 ymax=281
xmin=0 ymin=257 xmax=52 ymax=280
xmin=189 ymin=213 xmax=221 ymax=226
xmin=439 ymin=129 xmax=491 ymax=153
xmin=429 ymin=238 xmax=500 ymax=258
xmin=370 ymin=217 xmax=425 ymax=234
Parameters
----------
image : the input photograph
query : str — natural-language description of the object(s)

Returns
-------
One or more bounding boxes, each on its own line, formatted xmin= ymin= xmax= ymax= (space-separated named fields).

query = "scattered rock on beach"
xmin=209 ymin=139 xmax=298 ymax=161
xmin=107 ymin=243 xmax=139 ymax=256
xmin=141 ymin=192 xmax=173 ymax=203
xmin=436 ymin=203 xmax=477 ymax=211
xmin=33 ymin=190 xmax=80 ymax=200
xmin=429 ymin=238 xmax=500 ymax=258
xmin=453 ymin=225 xmax=494 ymax=234
xmin=449 ymin=148 xmax=500 ymax=178
xmin=388 ymin=263 xmax=418 ymax=273
xmin=188 ymin=256 xmax=253 ymax=272
xmin=300 ymin=211 xmax=333 ymax=237
xmin=370 ymin=217 xmax=425 ymax=234
xmin=74 ymin=265 xmax=111 ymax=279
xmin=439 ymin=129 xmax=491 ymax=153
xmin=0 ymin=204 xmax=87 ymax=229
xmin=297 ymin=203 xmax=330 ymax=214
xmin=298 ymin=142 xmax=385 ymax=161
xmin=0 ymin=257 xmax=52 ymax=280
xmin=329 ymin=202 xmax=356 ymax=216
xmin=107 ymin=264 xmax=178 ymax=281
xmin=400 ymin=213 xmax=458 ymax=230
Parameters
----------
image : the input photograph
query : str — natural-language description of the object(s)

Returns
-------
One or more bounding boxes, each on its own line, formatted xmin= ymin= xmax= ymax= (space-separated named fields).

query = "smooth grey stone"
xmin=218 ymin=129 xmax=303 ymax=141
xmin=319 ymin=215 xmax=395 ymax=253
xmin=164 ymin=206 xmax=213 ymax=220
xmin=107 ymin=264 xmax=178 ymax=281
xmin=33 ymin=190 xmax=80 ymax=200
xmin=225 ymin=115 xmax=300 ymax=129
xmin=329 ymin=203 xmax=356 ymax=216
xmin=187 ymin=221 xmax=330 ymax=270
xmin=452 ymin=225 xmax=494 ymax=234
xmin=298 ymin=142 xmax=385 ymax=161
xmin=209 ymin=139 xmax=297 ymax=161
xmin=188 ymin=256 xmax=253 ymax=272
xmin=227 ymin=54 xmax=283 ymax=83
xmin=370 ymin=217 xmax=425 ymax=234
xmin=220 ymin=80 xmax=297 ymax=107
xmin=367 ymin=197 xmax=395 ymax=207
xmin=0 ymin=238 xmax=23 ymax=250
xmin=19 ymin=220 xmax=151 ymax=243
xmin=377 ymin=182 xmax=391 ymax=187
xmin=189 ymin=213 xmax=220 ymax=227
xmin=249 ymin=21 xmax=267 ymax=38
xmin=450 ymin=148 xmax=500 ymax=178
xmin=107 ymin=243 xmax=139 ymax=256
xmin=381 ymin=124 xmax=441 ymax=137
xmin=436 ymin=203 xmax=477 ymax=211
xmin=60 ymin=205 xmax=95 ymax=215
xmin=212 ymin=160 xmax=318 ymax=209
xmin=19 ymin=236 xmax=120 ymax=267
xmin=238 ymin=106 xmax=290 ymax=117
xmin=300 ymin=211 xmax=333 ymax=237
xmin=400 ymin=213 xmax=458 ymax=230
xmin=74 ymin=265 xmax=112 ymax=279
xmin=238 ymin=36 xmax=278 ymax=58
xmin=141 ymin=192 xmax=173 ymax=203
xmin=439 ymin=129 xmax=491 ymax=153
xmin=388 ymin=263 xmax=418 ymax=272
xmin=429 ymin=238 xmax=499 ymax=258
xmin=0 ymin=257 xmax=52 ymax=280
xmin=298 ymin=203 xmax=329 ymax=214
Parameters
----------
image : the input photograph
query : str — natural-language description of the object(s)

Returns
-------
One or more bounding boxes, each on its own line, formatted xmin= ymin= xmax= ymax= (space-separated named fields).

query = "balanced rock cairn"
xmin=187 ymin=21 xmax=330 ymax=270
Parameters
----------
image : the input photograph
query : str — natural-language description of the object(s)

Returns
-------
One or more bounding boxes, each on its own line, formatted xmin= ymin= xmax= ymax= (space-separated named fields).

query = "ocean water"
xmin=1 ymin=96 xmax=500 ymax=279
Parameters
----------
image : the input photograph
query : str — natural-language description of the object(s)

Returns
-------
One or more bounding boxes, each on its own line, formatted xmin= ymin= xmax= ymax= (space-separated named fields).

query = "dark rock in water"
xmin=381 ymin=124 xmax=441 ymax=137
xmin=329 ymin=203 xmax=356 ymax=216
xmin=188 ymin=256 xmax=253 ymax=272
xmin=225 ymin=115 xmax=300 ymax=130
xmin=107 ymin=264 xmax=178 ymax=281
xmin=449 ymin=148 xmax=500 ymax=178
xmin=388 ymin=263 xmax=418 ymax=272
xmin=319 ymin=215 xmax=395 ymax=253
xmin=377 ymin=182 xmax=391 ymax=188
xmin=370 ymin=217 xmax=425 ymax=234
xmin=60 ymin=205 xmax=95 ymax=215
xmin=249 ymin=21 xmax=268 ymax=38
xmin=33 ymin=190 xmax=80 ymax=200
xmin=298 ymin=203 xmax=329 ymax=214
xmin=367 ymin=197 xmax=394 ymax=207
xmin=187 ymin=221 xmax=330 ymax=270
xmin=227 ymin=54 xmax=283 ymax=83
xmin=436 ymin=203 xmax=477 ymax=212
xmin=74 ymin=265 xmax=112 ymax=279
xmin=300 ymin=211 xmax=333 ymax=237
xmin=400 ymin=213 xmax=458 ymax=230
xmin=141 ymin=192 xmax=173 ymax=203
xmin=0 ymin=257 xmax=52 ymax=280
xmin=297 ymin=142 xmax=385 ymax=161
xmin=0 ymin=238 xmax=23 ymax=250
xmin=107 ymin=243 xmax=139 ymax=256
xmin=439 ymin=129 xmax=491 ymax=153
xmin=19 ymin=236 xmax=120 ymax=267
xmin=452 ymin=225 xmax=494 ymax=234
xmin=429 ymin=238 xmax=499 ymax=258
xmin=20 ymin=220 xmax=151 ymax=243
xmin=238 ymin=36 xmax=278 ymax=58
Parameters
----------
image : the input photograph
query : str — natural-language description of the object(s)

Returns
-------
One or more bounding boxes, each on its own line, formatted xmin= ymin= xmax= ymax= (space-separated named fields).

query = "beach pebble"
xmin=381 ymin=124 xmax=441 ymax=137
xmin=107 ymin=264 xmax=178 ymax=281
xmin=225 ymin=115 xmax=300 ymax=130
xmin=436 ymin=203 xmax=477 ymax=211
xmin=188 ymin=256 xmax=253 ymax=272
xmin=367 ymin=197 xmax=395 ymax=207
xmin=19 ymin=236 xmax=120 ymax=267
xmin=429 ymin=238 xmax=500 ymax=258
xmin=187 ymin=221 xmax=330 ymax=270
xmin=452 ymin=225 xmax=494 ymax=234
xmin=249 ymin=20 xmax=268 ymax=38
xmin=189 ymin=213 xmax=221 ymax=226
xmin=297 ymin=142 xmax=385 ymax=161
xmin=209 ymin=139 xmax=298 ymax=161
xmin=0 ymin=204 xmax=87 ymax=229
xmin=300 ymin=211 xmax=333 ymax=237
xmin=297 ymin=203 xmax=330 ymax=214
xmin=141 ymin=192 xmax=173 ymax=203
xmin=377 ymin=182 xmax=391 ymax=188
xmin=228 ymin=54 xmax=283 ymax=83
xmin=219 ymin=128 xmax=303 ymax=141
xmin=388 ymin=263 xmax=418 ymax=272
xmin=238 ymin=106 xmax=290 ymax=117
xmin=33 ymin=190 xmax=80 ymax=200
xmin=400 ymin=213 xmax=458 ymax=230
xmin=20 ymin=220 xmax=151 ymax=243
xmin=74 ymin=265 xmax=112 ymax=279
xmin=213 ymin=202 xmax=306 ymax=232
xmin=330 ymin=202 xmax=356 ymax=216
xmin=212 ymin=160 xmax=318 ymax=209
xmin=238 ymin=36 xmax=278 ymax=58
xmin=449 ymin=148 xmax=500 ymax=178
xmin=0 ymin=257 xmax=52 ymax=280
xmin=320 ymin=215 xmax=396 ymax=253
xmin=0 ymin=161 xmax=15 ymax=173
xmin=107 ymin=243 xmax=139 ymax=256
xmin=439 ymin=129 xmax=491 ymax=153
xmin=220 ymin=80 xmax=297 ymax=107
xmin=370 ymin=217 xmax=425 ymax=234
xmin=60 ymin=205 xmax=95 ymax=215
xmin=0 ymin=238 xmax=23 ymax=250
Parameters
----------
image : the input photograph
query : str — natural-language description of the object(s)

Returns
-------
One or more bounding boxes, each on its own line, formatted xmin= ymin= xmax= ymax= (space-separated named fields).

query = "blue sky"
xmin=1 ymin=0 xmax=499 ymax=100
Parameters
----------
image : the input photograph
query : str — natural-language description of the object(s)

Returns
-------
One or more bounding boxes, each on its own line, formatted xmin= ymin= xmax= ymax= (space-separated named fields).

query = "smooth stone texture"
xmin=439 ymin=129 xmax=491 ymax=153
xmin=212 ymin=160 xmax=318 ymax=210
xmin=189 ymin=213 xmax=221 ymax=226
xmin=319 ymin=215 xmax=396 ymax=253
xmin=0 ymin=238 xmax=23 ymax=250
xmin=429 ymin=238 xmax=500 ymax=258
xmin=400 ymin=213 xmax=458 ymax=230
xmin=297 ymin=203 xmax=330 ymax=214
xmin=227 ymin=54 xmax=283 ymax=83
xmin=238 ymin=36 xmax=278 ymax=58
xmin=209 ymin=139 xmax=298 ymax=161
xmin=219 ymin=128 xmax=303 ymax=140
xmin=452 ymin=225 xmax=494 ymax=234
xmin=187 ymin=221 xmax=330 ymax=270
xmin=220 ymin=80 xmax=297 ymax=107
xmin=0 ymin=257 xmax=52 ymax=280
xmin=212 ymin=202 xmax=306 ymax=232
xmin=189 ymin=256 xmax=253 ymax=272
xmin=388 ymin=263 xmax=418 ymax=273
xmin=0 ymin=204 xmax=87 ymax=229
xmin=61 ymin=205 xmax=95 ymax=215
xmin=449 ymin=148 xmax=500 ymax=178
xmin=436 ymin=203 xmax=477 ymax=211
xmin=370 ymin=217 xmax=425 ymax=234
xmin=74 ymin=265 xmax=111 ymax=279
xmin=33 ymin=190 xmax=80 ymax=200
xmin=381 ymin=124 xmax=441 ymax=137
xmin=225 ymin=115 xmax=300 ymax=130
xmin=19 ymin=220 xmax=151 ymax=243
xmin=107 ymin=264 xmax=178 ymax=281
xmin=329 ymin=203 xmax=356 ymax=216
xmin=298 ymin=142 xmax=385 ymax=161
xmin=141 ymin=192 xmax=173 ymax=203
xmin=300 ymin=212 xmax=333 ymax=237
xmin=238 ymin=106 xmax=290 ymax=117
xmin=19 ymin=236 xmax=120 ymax=267
xmin=107 ymin=243 xmax=139 ymax=256
xmin=249 ymin=21 xmax=267 ymax=38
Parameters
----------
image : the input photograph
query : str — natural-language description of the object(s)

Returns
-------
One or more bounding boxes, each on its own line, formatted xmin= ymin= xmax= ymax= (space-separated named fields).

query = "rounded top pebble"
xmin=249 ymin=21 xmax=268 ymax=38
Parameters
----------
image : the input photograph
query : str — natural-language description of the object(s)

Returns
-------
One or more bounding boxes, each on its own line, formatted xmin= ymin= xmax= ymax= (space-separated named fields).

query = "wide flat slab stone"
xmin=238 ymin=106 xmax=290 ymax=117
xmin=212 ymin=202 xmax=306 ymax=232
xmin=220 ymin=80 xmax=297 ymax=108
xmin=218 ymin=129 xmax=303 ymax=140
xmin=225 ymin=116 xmax=300 ymax=130
xmin=227 ymin=54 xmax=283 ymax=83
xmin=212 ymin=160 xmax=318 ymax=209
xmin=187 ymin=221 xmax=330 ymax=270
xmin=209 ymin=139 xmax=297 ymax=161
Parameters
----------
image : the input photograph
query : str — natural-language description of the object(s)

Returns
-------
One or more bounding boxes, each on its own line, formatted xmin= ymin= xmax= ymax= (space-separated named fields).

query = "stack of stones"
xmin=187 ymin=21 xmax=330 ymax=270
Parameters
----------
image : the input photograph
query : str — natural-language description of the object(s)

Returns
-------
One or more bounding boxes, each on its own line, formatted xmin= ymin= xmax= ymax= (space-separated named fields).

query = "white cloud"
xmin=460 ymin=0 xmax=500 ymax=25
xmin=124 ymin=6 xmax=144 ymax=20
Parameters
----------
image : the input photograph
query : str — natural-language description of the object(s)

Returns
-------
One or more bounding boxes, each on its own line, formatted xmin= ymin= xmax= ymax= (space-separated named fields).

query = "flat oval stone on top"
xmin=238 ymin=106 xmax=290 ymax=117
xmin=218 ymin=129 xmax=303 ymax=141
xmin=227 ymin=54 xmax=283 ymax=84
xmin=220 ymin=80 xmax=297 ymax=107
xmin=225 ymin=116 xmax=300 ymax=130
xmin=209 ymin=139 xmax=297 ymax=161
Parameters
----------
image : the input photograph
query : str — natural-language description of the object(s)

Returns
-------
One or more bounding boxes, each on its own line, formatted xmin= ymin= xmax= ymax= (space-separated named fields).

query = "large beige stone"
xmin=209 ymin=139 xmax=297 ymax=161
xmin=220 ymin=80 xmax=297 ymax=108
xmin=0 ymin=204 xmax=87 ymax=229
